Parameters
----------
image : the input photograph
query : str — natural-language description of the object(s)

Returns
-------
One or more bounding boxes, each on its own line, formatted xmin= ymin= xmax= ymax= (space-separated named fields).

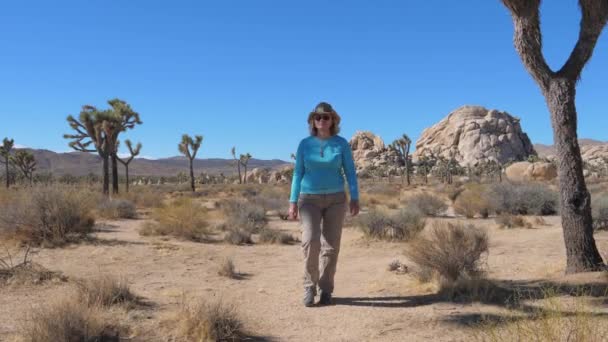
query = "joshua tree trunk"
xmin=546 ymin=79 xmax=603 ymax=272
xmin=3 ymin=156 xmax=8 ymax=189
xmin=501 ymin=0 xmax=607 ymax=272
xmin=102 ymin=155 xmax=110 ymax=195
xmin=243 ymin=165 xmax=248 ymax=184
xmin=405 ymin=154 xmax=410 ymax=186
xmin=125 ymin=165 xmax=130 ymax=193
xmin=111 ymin=153 xmax=119 ymax=194
xmin=189 ymin=158 xmax=195 ymax=192
xmin=237 ymin=162 xmax=242 ymax=184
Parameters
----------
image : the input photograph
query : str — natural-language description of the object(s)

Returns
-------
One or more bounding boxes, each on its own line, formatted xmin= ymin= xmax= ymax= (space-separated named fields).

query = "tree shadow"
xmin=334 ymin=277 xmax=608 ymax=325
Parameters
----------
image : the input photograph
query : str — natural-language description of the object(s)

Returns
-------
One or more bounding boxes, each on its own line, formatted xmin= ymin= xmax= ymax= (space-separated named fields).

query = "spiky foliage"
xmin=11 ymin=150 xmax=36 ymax=185
xmin=64 ymin=105 xmax=112 ymax=195
xmin=106 ymin=99 xmax=142 ymax=195
xmin=389 ymin=134 xmax=412 ymax=185
xmin=0 ymin=138 xmax=14 ymax=189
xmin=117 ymin=140 xmax=142 ymax=193
xmin=501 ymin=0 xmax=608 ymax=273
xmin=179 ymin=134 xmax=203 ymax=192
xmin=239 ymin=153 xmax=252 ymax=184
xmin=231 ymin=146 xmax=242 ymax=184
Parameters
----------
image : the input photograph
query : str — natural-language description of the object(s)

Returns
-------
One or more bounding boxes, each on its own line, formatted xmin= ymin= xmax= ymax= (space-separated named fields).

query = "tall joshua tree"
xmin=65 ymin=106 xmax=112 ymax=195
xmin=501 ymin=0 xmax=607 ymax=272
xmin=231 ymin=147 xmax=242 ymax=184
xmin=117 ymin=140 xmax=142 ymax=193
xmin=0 ymin=138 xmax=14 ymax=188
xmin=240 ymin=153 xmax=252 ymax=184
xmin=106 ymin=99 xmax=142 ymax=195
xmin=178 ymin=134 xmax=203 ymax=192
xmin=11 ymin=150 xmax=36 ymax=185
xmin=389 ymin=134 xmax=412 ymax=185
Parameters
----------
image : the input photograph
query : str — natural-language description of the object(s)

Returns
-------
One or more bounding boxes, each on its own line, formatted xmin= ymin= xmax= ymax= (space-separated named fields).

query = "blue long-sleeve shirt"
xmin=289 ymin=135 xmax=359 ymax=203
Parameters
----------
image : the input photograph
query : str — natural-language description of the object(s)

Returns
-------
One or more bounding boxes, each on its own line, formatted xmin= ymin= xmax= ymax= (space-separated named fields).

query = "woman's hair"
xmin=307 ymin=109 xmax=341 ymax=136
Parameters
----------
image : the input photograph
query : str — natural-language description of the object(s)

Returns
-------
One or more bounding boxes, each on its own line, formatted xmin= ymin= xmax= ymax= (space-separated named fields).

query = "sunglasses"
xmin=313 ymin=114 xmax=332 ymax=121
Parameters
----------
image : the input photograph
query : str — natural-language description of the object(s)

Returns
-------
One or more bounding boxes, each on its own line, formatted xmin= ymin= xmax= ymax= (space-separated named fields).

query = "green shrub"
xmin=592 ymin=193 xmax=608 ymax=231
xmin=97 ymin=199 xmax=137 ymax=219
xmin=490 ymin=182 xmax=559 ymax=215
xmin=217 ymin=199 xmax=267 ymax=234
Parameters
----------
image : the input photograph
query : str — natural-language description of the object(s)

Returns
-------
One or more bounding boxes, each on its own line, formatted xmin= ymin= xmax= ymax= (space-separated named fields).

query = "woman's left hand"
xmin=349 ymin=200 xmax=360 ymax=216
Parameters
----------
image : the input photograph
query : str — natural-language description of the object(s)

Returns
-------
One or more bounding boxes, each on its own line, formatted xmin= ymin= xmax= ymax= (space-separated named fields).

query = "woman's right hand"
xmin=288 ymin=203 xmax=298 ymax=220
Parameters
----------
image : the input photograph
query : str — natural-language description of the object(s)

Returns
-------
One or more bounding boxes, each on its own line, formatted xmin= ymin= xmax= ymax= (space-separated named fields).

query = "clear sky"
xmin=1 ymin=1 xmax=606 ymax=160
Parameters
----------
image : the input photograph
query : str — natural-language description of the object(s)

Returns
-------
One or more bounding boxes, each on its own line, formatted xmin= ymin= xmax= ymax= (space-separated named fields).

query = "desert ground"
xmin=1 ymin=181 xmax=608 ymax=342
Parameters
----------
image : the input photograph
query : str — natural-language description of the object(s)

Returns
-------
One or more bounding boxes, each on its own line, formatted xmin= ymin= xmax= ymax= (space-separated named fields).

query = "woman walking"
xmin=288 ymin=102 xmax=360 ymax=307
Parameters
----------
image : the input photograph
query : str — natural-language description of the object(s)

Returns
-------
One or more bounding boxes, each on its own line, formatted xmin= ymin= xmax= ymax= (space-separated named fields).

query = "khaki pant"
xmin=298 ymin=192 xmax=346 ymax=294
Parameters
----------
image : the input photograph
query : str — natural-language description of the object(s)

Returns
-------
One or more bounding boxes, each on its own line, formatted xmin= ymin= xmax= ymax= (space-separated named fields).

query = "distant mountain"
xmin=534 ymin=139 xmax=607 ymax=157
xmin=19 ymin=149 xmax=291 ymax=177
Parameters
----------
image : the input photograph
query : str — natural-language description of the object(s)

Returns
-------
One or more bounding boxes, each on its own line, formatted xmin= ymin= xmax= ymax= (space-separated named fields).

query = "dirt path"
xmin=1 ymin=215 xmax=607 ymax=341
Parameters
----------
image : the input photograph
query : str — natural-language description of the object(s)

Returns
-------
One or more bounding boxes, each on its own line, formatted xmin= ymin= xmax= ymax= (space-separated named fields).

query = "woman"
xmin=288 ymin=101 xmax=360 ymax=307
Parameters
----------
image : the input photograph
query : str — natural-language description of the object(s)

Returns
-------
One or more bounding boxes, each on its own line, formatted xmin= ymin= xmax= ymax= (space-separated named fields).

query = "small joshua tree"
xmin=389 ymin=134 xmax=412 ymax=185
xmin=117 ymin=140 xmax=142 ymax=193
xmin=231 ymin=147 xmax=242 ymax=184
xmin=11 ymin=150 xmax=36 ymax=185
xmin=240 ymin=153 xmax=252 ymax=184
xmin=0 ymin=138 xmax=15 ymax=188
xmin=178 ymin=134 xmax=203 ymax=192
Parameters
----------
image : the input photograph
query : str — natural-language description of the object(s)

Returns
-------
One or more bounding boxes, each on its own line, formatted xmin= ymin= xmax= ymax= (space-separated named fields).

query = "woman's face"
xmin=313 ymin=114 xmax=333 ymax=132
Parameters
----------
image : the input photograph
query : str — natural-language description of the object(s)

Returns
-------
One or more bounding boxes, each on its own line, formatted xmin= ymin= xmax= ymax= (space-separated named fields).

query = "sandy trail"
xmin=1 ymin=214 xmax=607 ymax=341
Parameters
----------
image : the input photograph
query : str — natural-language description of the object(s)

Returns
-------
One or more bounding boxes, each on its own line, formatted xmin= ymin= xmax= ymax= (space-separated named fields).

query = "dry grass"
xmin=76 ymin=275 xmax=138 ymax=309
xmin=19 ymin=296 xmax=122 ymax=342
xmin=118 ymin=187 xmax=165 ymax=208
xmin=97 ymin=198 xmax=137 ymax=219
xmin=454 ymin=184 xmax=494 ymax=218
xmin=406 ymin=192 xmax=448 ymax=217
xmin=165 ymin=297 xmax=245 ymax=341
xmin=405 ymin=221 xmax=489 ymax=285
xmin=0 ymin=248 xmax=65 ymax=286
xmin=355 ymin=206 xmax=426 ymax=241
xmin=224 ymin=229 xmax=253 ymax=245
xmin=258 ymin=229 xmax=297 ymax=245
xmin=495 ymin=214 xmax=532 ymax=229
xmin=591 ymin=192 xmax=608 ymax=230
xmin=490 ymin=182 xmax=559 ymax=216
xmin=0 ymin=185 xmax=96 ymax=247
xmin=216 ymin=199 xmax=267 ymax=234
xmin=473 ymin=289 xmax=608 ymax=342
xmin=217 ymin=257 xmax=238 ymax=279
xmin=140 ymin=197 xmax=210 ymax=241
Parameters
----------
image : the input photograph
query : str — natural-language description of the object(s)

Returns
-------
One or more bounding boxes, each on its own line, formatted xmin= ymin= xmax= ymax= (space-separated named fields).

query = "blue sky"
xmin=1 ymin=1 xmax=606 ymax=160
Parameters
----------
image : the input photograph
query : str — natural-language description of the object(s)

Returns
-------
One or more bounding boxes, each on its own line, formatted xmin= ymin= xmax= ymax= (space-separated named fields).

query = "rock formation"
xmin=413 ymin=106 xmax=536 ymax=166
xmin=505 ymin=161 xmax=558 ymax=182
xmin=349 ymin=131 xmax=401 ymax=176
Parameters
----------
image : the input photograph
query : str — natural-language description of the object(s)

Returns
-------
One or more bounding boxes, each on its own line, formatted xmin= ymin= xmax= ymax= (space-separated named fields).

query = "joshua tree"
xmin=11 ymin=150 xmax=36 ymax=185
xmin=117 ymin=140 xmax=142 ymax=193
xmin=389 ymin=134 xmax=412 ymax=185
xmin=240 ymin=153 xmax=252 ymax=184
xmin=65 ymin=106 xmax=112 ymax=195
xmin=106 ymin=99 xmax=142 ymax=195
xmin=501 ymin=0 xmax=607 ymax=273
xmin=231 ymin=147 xmax=242 ymax=184
xmin=178 ymin=134 xmax=203 ymax=192
xmin=0 ymin=138 xmax=14 ymax=188
xmin=416 ymin=155 xmax=433 ymax=184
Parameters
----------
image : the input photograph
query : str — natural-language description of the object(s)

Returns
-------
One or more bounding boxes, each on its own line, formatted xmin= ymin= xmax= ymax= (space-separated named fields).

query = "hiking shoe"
xmin=319 ymin=291 xmax=332 ymax=306
xmin=303 ymin=287 xmax=316 ymax=307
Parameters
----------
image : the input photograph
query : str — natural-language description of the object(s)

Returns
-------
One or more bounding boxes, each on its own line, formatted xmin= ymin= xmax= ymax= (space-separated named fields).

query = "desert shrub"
xmin=97 ymin=199 xmax=137 ymax=219
xmin=355 ymin=206 xmax=425 ymax=241
xmin=140 ymin=198 xmax=209 ymax=241
xmin=363 ymin=183 xmax=401 ymax=197
xmin=20 ymin=297 xmax=121 ymax=342
xmin=258 ymin=229 xmax=296 ymax=244
xmin=407 ymin=193 xmax=448 ymax=217
xmin=76 ymin=275 xmax=137 ymax=308
xmin=0 ymin=185 xmax=96 ymax=246
xmin=217 ymin=199 xmax=267 ymax=234
xmin=119 ymin=188 xmax=164 ymax=208
xmin=224 ymin=229 xmax=253 ymax=245
xmin=495 ymin=214 xmax=530 ymax=229
xmin=217 ymin=258 xmax=238 ymax=279
xmin=0 ymin=249 xmax=65 ymax=286
xmin=454 ymin=184 xmax=494 ymax=218
xmin=592 ymin=193 xmax=608 ymax=231
xmin=490 ymin=182 xmax=558 ymax=216
xmin=440 ymin=184 xmax=465 ymax=202
xmin=405 ymin=222 xmax=489 ymax=285
xmin=166 ymin=298 xmax=244 ymax=342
